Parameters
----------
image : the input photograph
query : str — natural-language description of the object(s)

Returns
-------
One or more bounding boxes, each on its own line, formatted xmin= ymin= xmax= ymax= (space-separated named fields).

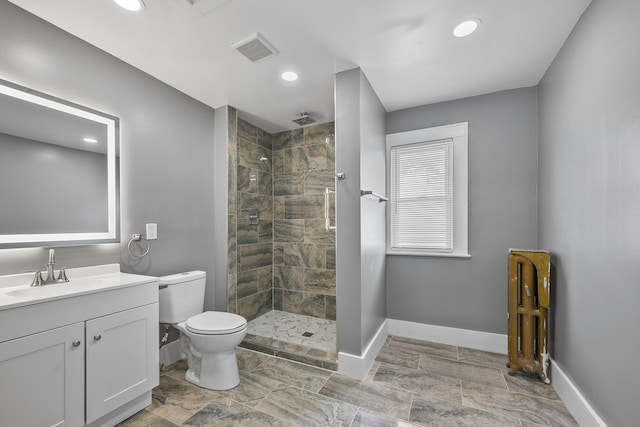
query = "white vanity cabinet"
xmin=0 ymin=268 xmax=159 ymax=427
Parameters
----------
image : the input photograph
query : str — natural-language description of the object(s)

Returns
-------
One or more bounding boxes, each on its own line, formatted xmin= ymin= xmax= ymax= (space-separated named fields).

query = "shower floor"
xmin=241 ymin=310 xmax=337 ymax=370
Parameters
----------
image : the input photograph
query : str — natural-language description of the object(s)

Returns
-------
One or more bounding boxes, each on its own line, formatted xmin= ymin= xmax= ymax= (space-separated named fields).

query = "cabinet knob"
xmin=93 ymin=334 xmax=102 ymax=341
xmin=72 ymin=340 xmax=81 ymax=347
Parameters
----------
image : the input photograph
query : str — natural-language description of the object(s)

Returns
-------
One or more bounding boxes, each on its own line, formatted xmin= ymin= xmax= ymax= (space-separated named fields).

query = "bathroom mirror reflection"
xmin=0 ymin=79 xmax=119 ymax=247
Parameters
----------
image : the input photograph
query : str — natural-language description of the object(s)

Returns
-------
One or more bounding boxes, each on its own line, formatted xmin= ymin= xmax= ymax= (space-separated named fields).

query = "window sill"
xmin=386 ymin=251 xmax=471 ymax=259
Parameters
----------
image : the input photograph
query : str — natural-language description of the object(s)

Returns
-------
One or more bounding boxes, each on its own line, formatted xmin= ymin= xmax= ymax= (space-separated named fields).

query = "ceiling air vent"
xmin=231 ymin=33 xmax=279 ymax=63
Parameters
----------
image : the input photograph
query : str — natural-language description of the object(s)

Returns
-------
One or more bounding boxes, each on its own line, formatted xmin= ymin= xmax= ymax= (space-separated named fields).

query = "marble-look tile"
xmin=252 ymin=335 xmax=313 ymax=356
xmin=458 ymin=347 xmax=509 ymax=370
xmin=419 ymin=354 xmax=507 ymax=390
xmin=304 ymin=122 xmax=334 ymax=146
xmin=284 ymin=194 xmax=325 ymax=220
xmin=238 ymin=118 xmax=257 ymax=141
xmin=239 ymin=193 xmax=272 ymax=218
xmin=183 ymin=397 xmax=291 ymax=427
xmin=275 ymin=350 xmax=337 ymax=371
xmin=373 ymin=363 xmax=462 ymax=404
xmin=272 ymin=150 xmax=286 ymax=175
xmin=273 ymin=243 xmax=284 ymax=265
xmin=283 ymin=290 xmax=325 ymax=318
xmin=215 ymin=371 xmax=281 ymax=406
xmin=237 ymin=164 xmax=258 ymax=193
xmin=461 ymin=381 xmax=579 ymax=427
xmin=304 ymin=219 xmax=336 ymax=245
xmin=236 ymin=347 xmax=271 ymax=372
xmin=238 ymin=243 xmax=273 ymax=271
xmin=256 ymin=127 xmax=272 ymax=150
xmin=273 ymin=172 xmax=305 ymax=196
xmin=274 ymin=219 xmax=305 ymax=243
xmin=238 ymin=289 xmax=272 ymax=321
xmin=304 ymin=168 xmax=336 ymax=195
xmin=239 ymin=341 xmax=277 ymax=356
xmin=246 ymin=310 xmax=336 ymax=352
xmin=237 ymin=223 xmax=259 ymax=245
xmin=289 ymin=144 xmax=328 ymax=172
xmin=227 ymin=215 xmax=237 ymax=274
xmin=409 ymin=395 xmax=519 ymax=427
xmin=272 ymin=128 xmax=303 ymax=151
xmin=227 ymin=273 xmax=237 ymax=313
xmin=326 ymin=246 xmax=336 ymax=270
xmin=307 ymin=348 xmax=338 ymax=362
xmin=273 ymin=265 xmax=304 ymax=291
xmin=228 ymin=153 xmax=237 ymax=207
xmin=273 ymin=288 xmax=283 ymax=310
xmin=502 ymin=370 xmax=561 ymax=400
xmin=256 ymin=386 xmax=357 ymax=427
xmin=319 ymin=373 xmax=412 ymax=420
xmin=519 ymin=421 xmax=548 ymax=427
xmin=238 ymin=137 xmax=271 ymax=172
xmin=375 ymin=345 xmax=421 ymax=370
xmin=273 ymin=196 xmax=286 ymax=219
xmin=259 ymin=220 xmax=273 ymax=244
xmin=118 ymin=409 xmax=179 ymax=427
xmin=251 ymin=355 xmax=332 ymax=392
xmin=350 ymin=408 xmax=420 ymax=427
xmin=148 ymin=375 xmax=218 ymax=424
xmin=325 ymin=295 xmax=336 ymax=320
xmin=365 ymin=361 xmax=382 ymax=382
xmin=388 ymin=336 xmax=458 ymax=360
xmin=257 ymin=266 xmax=273 ymax=292
xmin=283 ymin=243 xmax=326 ymax=268
xmin=257 ymin=171 xmax=273 ymax=196
xmin=304 ymin=268 xmax=336 ymax=295
xmin=236 ymin=270 xmax=258 ymax=299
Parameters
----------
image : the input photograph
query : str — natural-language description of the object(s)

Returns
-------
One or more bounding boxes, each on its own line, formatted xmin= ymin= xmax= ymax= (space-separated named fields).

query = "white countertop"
xmin=0 ymin=264 xmax=158 ymax=311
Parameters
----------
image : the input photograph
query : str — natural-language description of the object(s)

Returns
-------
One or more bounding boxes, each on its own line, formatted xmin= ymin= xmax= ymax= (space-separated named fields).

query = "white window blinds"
xmin=390 ymin=139 xmax=453 ymax=252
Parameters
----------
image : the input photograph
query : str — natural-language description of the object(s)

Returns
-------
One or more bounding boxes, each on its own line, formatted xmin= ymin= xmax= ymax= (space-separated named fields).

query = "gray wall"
xmin=0 ymin=2 xmax=217 ymax=300
xmin=386 ymin=87 xmax=539 ymax=334
xmin=538 ymin=1 xmax=640 ymax=425
xmin=336 ymin=68 xmax=386 ymax=356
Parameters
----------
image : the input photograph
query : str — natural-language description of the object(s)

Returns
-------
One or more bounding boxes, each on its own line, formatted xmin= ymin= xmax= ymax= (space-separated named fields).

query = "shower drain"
xmin=302 ymin=332 xmax=314 ymax=337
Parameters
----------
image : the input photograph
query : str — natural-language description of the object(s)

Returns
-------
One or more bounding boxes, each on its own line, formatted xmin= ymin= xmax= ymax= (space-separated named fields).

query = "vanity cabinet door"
xmin=85 ymin=303 xmax=159 ymax=424
xmin=0 ymin=323 xmax=85 ymax=427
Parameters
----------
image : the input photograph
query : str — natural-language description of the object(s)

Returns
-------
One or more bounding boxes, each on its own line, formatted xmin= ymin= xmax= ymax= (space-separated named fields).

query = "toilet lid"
xmin=185 ymin=311 xmax=247 ymax=335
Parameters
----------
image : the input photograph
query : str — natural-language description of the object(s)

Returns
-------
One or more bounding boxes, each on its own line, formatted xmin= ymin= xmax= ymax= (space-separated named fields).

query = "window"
xmin=386 ymin=122 xmax=469 ymax=257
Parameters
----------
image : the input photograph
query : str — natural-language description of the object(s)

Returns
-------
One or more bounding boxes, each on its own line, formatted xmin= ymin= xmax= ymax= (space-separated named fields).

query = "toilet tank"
xmin=158 ymin=270 xmax=206 ymax=324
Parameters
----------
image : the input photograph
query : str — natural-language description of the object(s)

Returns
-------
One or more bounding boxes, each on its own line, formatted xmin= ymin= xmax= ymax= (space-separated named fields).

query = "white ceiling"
xmin=9 ymin=0 xmax=591 ymax=133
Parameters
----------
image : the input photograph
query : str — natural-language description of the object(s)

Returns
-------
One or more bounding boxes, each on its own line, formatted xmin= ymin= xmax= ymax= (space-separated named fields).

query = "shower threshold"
xmin=240 ymin=310 xmax=337 ymax=371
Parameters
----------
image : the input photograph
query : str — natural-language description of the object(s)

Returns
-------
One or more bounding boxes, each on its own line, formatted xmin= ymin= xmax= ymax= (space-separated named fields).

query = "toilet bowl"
xmin=159 ymin=271 xmax=247 ymax=390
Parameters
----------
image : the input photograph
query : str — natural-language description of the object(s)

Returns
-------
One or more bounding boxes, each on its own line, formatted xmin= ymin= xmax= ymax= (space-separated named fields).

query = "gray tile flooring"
xmin=120 ymin=336 xmax=578 ymax=426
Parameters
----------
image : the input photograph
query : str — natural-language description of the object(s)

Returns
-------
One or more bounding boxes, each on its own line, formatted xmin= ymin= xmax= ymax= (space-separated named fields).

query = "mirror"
xmin=0 ymin=79 xmax=119 ymax=247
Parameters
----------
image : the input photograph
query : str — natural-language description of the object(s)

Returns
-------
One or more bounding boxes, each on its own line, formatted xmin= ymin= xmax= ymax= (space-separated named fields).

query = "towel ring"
xmin=127 ymin=234 xmax=150 ymax=258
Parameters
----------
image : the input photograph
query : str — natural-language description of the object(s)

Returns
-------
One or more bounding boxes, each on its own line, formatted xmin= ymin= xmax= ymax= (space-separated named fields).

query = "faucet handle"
xmin=30 ymin=270 xmax=44 ymax=287
xmin=58 ymin=268 xmax=69 ymax=282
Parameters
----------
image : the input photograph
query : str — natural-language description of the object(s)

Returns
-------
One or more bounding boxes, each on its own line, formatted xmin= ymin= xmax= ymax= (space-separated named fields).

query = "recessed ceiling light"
xmin=281 ymin=71 xmax=298 ymax=82
xmin=453 ymin=18 xmax=481 ymax=38
xmin=83 ymin=137 xmax=98 ymax=143
xmin=114 ymin=0 xmax=145 ymax=12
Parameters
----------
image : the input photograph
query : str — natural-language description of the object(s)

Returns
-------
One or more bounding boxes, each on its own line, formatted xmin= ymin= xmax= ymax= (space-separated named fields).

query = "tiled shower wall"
xmin=272 ymin=122 xmax=336 ymax=320
xmin=227 ymin=110 xmax=335 ymax=322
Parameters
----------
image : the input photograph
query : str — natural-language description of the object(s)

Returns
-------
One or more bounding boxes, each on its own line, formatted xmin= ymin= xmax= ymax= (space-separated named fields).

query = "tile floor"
xmin=120 ymin=336 xmax=579 ymax=427
xmin=240 ymin=310 xmax=338 ymax=370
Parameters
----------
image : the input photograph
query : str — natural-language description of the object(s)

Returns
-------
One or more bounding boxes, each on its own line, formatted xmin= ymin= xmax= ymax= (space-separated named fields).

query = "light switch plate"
xmin=146 ymin=223 xmax=158 ymax=240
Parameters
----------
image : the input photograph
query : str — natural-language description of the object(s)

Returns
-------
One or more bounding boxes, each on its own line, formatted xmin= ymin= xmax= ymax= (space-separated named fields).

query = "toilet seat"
xmin=186 ymin=311 xmax=247 ymax=335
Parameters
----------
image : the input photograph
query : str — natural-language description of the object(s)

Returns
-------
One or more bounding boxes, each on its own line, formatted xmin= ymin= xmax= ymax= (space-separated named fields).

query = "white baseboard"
xmin=550 ymin=359 xmax=607 ymax=427
xmin=159 ymin=340 xmax=183 ymax=369
xmin=387 ymin=318 xmax=507 ymax=354
xmin=338 ymin=319 xmax=388 ymax=379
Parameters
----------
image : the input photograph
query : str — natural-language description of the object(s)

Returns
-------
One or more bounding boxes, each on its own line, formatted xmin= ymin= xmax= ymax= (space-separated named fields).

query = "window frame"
xmin=386 ymin=122 xmax=469 ymax=258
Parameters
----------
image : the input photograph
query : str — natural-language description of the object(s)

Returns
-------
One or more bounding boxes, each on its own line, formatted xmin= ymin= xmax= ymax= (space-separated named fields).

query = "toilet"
xmin=158 ymin=271 xmax=247 ymax=390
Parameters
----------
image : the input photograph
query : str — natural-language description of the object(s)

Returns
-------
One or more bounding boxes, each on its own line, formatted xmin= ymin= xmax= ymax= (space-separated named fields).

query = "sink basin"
xmin=7 ymin=284 xmax=71 ymax=298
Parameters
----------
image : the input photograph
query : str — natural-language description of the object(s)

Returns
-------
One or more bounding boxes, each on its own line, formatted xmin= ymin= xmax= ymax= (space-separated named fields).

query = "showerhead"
xmin=292 ymin=112 xmax=316 ymax=126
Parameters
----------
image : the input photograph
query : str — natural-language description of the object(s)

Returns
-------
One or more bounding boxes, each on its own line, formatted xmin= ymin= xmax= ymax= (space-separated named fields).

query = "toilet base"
xmin=184 ymin=348 xmax=240 ymax=390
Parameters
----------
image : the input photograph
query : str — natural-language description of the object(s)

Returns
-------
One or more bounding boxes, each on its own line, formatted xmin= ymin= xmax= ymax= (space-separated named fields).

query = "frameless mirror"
xmin=0 ymin=79 xmax=119 ymax=247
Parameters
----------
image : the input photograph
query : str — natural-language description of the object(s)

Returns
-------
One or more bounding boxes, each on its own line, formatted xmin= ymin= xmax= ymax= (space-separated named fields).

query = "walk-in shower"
xmin=225 ymin=107 xmax=337 ymax=369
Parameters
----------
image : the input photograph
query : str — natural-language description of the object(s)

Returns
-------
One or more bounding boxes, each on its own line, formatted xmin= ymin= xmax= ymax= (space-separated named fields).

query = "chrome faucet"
xmin=31 ymin=249 xmax=69 ymax=286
